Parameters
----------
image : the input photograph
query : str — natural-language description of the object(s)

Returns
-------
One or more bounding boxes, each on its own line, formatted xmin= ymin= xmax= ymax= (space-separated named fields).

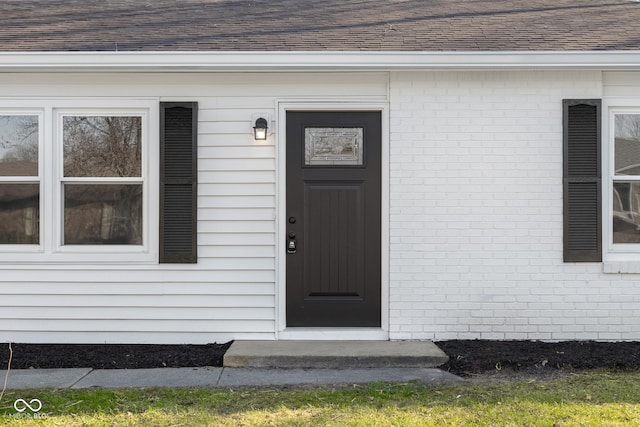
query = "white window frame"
xmin=0 ymin=99 xmax=158 ymax=264
xmin=603 ymin=99 xmax=640 ymax=264
xmin=0 ymin=109 xmax=44 ymax=253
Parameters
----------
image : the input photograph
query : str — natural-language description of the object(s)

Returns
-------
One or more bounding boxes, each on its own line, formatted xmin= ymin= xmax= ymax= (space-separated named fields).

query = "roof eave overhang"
xmin=1 ymin=51 xmax=640 ymax=72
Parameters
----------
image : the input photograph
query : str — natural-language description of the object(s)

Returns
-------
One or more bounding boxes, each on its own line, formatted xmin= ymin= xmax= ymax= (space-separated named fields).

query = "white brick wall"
xmin=389 ymin=70 xmax=640 ymax=341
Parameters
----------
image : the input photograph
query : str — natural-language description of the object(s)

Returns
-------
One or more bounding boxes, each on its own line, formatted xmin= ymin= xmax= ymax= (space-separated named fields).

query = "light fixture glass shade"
xmin=253 ymin=117 xmax=268 ymax=140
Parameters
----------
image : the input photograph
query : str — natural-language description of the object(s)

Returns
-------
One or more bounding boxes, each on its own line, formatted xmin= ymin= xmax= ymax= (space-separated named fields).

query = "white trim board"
xmin=2 ymin=51 xmax=640 ymax=72
xmin=278 ymin=328 xmax=389 ymax=341
xmin=275 ymin=101 xmax=390 ymax=340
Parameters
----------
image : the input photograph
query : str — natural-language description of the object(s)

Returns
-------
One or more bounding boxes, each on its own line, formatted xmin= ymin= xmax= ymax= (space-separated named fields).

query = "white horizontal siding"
xmin=199 ymin=221 xmax=275 ymax=233
xmin=2 ymin=320 xmax=274 ymax=333
xmin=603 ymin=72 xmax=640 ymax=96
xmin=199 ymin=196 xmax=275 ymax=208
xmin=199 ymin=134 xmax=273 ymax=146
xmin=0 ymin=71 xmax=388 ymax=343
xmin=199 ymin=233 xmax=274 ymax=246
xmin=0 ymin=269 xmax=275 ymax=281
xmin=0 ymin=282 xmax=274 ymax=295
xmin=199 ymin=246 xmax=275 ymax=258
xmin=0 ymin=295 xmax=274 ymax=308
xmin=0 ymin=307 xmax=274 ymax=320
xmin=4 ymin=332 xmax=273 ymax=344
xmin=198 ymin=208 xmax=273 ymax=221
xmin=199 ymin=171 xmax=275 ymax=183
xmin=199 ymin=146 xmax=276 ymax=158
xmin=185 ymin=259 xmax=275 ymax=270
xmin=199 ymin=183 xmax=275 ymax=196
xmin=200 ymin=158 xmax=276 ymax=171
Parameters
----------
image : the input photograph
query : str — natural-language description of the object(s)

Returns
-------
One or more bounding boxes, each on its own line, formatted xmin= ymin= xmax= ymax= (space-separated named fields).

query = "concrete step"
xmin=223 ymin=340 xmax=449 ymax=369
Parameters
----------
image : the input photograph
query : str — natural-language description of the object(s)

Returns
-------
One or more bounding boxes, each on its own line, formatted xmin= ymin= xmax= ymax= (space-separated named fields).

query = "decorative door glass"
xmin=304 ymin=127 xmax=363 ymax=166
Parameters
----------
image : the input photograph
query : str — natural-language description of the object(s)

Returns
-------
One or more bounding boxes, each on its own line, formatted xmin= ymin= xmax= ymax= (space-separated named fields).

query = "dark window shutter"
xmin=160 ymin=102 xmax=198 ymax=263
xmin=563 ymin=99 xmax=601 ymax=262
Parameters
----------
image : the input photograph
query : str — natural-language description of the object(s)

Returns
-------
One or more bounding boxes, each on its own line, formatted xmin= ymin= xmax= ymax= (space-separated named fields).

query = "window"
xmin=55 ymin=110 xmax=151 ymax=257
xmin=0 ymin=100 xmax=158 ymax=263
xmin=612 ymin=113 xmax=640 ymax=245
xmin=0 ymin=100 xmax=198 ymax=264
xmin=0 ymin=113 xmax=41 ymax=245
xmin=61 ymin=115 xmax=143 ymax=245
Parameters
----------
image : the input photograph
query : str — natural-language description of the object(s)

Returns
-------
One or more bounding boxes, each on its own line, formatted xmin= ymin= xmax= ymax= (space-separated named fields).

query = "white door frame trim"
xmin=275 ymin=101 xmax=390 ymax=340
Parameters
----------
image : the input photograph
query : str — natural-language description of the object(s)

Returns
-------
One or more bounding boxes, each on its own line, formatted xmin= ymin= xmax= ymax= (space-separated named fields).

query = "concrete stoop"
xmin=223 ymin=340 xmax=449 ymax=369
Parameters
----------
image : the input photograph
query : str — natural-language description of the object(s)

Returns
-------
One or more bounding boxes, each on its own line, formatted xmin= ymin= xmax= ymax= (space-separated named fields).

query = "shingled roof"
xmin=1 ymin=0 xmax=640 ymax=52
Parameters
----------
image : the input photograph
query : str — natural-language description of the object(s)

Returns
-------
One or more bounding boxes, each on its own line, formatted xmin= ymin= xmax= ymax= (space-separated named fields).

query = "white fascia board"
xmin=1 ymin=51 xmax=640 ymax=72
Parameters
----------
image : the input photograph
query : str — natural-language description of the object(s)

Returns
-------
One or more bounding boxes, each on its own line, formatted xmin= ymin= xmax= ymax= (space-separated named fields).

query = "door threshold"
xmin=278 ymin=328 xmax=388 ymax=341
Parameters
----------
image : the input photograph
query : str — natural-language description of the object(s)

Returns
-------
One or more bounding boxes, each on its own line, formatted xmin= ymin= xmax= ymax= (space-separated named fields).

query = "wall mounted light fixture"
xmin=253 ymin=117 xmax=268 ymax=140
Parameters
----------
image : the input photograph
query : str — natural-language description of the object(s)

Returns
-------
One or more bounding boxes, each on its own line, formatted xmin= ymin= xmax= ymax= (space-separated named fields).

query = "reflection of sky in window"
xmin=616 ymin=114 xmax=640 ymax=141
xmin=615 ymin=114 xmax=640 ymax=175
xmin=0 ymin=116 xmax=38 ymax=160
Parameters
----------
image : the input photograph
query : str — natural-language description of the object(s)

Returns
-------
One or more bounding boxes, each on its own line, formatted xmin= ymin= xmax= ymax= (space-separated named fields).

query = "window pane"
xmin=63 ymin=116 xmax=142 ymax=177
xmin=613 ymin=181 xmax=640 ymax=243
xmin=0 ymin=184 xmax=39 ymax=244
xmin=615 ymin=114 xmax=640 ymax=176
xmin=0 ymin=115 xmax=38 ymax=177
xmin=64 ymin=184 xmax=142 ymax=245
xmin=305 ymin=128 xmax=363 ymax=166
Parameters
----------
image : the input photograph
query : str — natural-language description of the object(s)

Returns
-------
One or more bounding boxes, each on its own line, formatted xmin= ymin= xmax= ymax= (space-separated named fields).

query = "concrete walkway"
xmin=0 ymin=340 xmax=460 ymax=389
xmin=1 ymin=367 xmax=461 ymax=390
xmin=224 ymin=340 xmax=449 ymax=368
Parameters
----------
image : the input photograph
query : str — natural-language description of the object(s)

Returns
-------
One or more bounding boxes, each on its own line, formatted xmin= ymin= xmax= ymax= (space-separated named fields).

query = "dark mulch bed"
xmin=1 ymin=340 xmax=639 ymax=376
xmin=0 ymin=342 xmax=232 ymax=369
xmin=438 ymin=340 xmax=640 ymax=377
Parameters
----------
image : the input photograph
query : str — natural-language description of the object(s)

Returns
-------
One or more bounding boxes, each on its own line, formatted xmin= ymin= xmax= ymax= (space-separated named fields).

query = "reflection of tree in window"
xmin=616 ymin=114 xmax=640 ymax=141
xmin=615 ymin=115 xmax=640 ymax=176
xmin=0 ymin=115 xmax=38 ymax=175
xmin=63 ymin=116 xmax=141 ymax=177
xmin=64 ymin=184 xmax=142 ymax=245
xmin=62 ymin=116 xmax=142 ymax=245
xmin=0 ymin=115 xmax=39 ymax=244
xmin=615 ymin=182 xmax=631 ymax=212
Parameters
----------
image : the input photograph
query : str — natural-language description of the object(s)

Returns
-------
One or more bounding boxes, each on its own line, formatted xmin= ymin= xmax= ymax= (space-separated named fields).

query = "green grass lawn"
xmin=1 ymin=371 xmax=640 ymax=426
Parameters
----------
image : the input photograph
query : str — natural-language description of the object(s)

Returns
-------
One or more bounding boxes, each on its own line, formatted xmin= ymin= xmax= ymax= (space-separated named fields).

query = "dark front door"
xmin=286 ymin=111 xmax=381 ymax=327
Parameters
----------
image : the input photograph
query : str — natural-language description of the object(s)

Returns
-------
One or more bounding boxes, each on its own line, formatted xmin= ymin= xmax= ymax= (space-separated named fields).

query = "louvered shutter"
xmin=160 ymin=102 xmax=198 ymax=263
xmin=563 ymin=99 xmax=601 ymax=262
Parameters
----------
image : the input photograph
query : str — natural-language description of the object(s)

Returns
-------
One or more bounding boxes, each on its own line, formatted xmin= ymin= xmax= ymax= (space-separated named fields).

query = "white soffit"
xmin=1 ymin=51 xmax=640 ymax=72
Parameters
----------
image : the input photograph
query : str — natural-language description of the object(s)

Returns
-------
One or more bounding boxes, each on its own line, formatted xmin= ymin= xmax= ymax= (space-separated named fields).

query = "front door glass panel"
xmin=304 ymin=127 xmax=363 ymax=166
